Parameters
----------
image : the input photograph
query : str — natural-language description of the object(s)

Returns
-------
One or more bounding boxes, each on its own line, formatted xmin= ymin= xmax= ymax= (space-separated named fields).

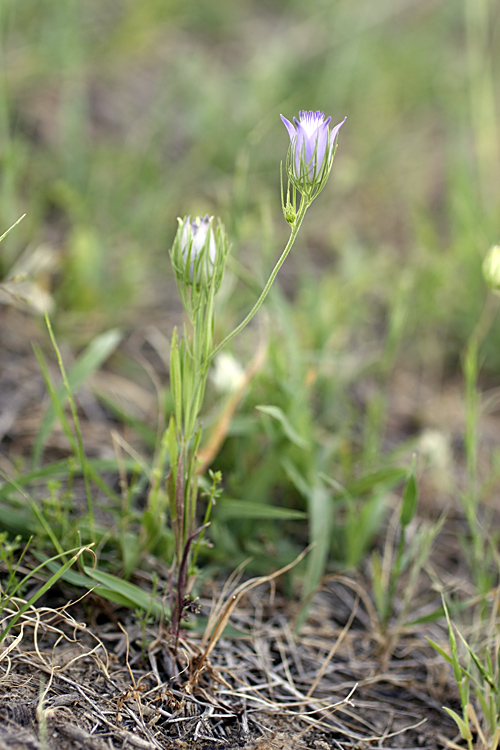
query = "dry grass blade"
xmin=197 ymin=547 xmax=311 ymax=669
xmin=304 ymin=596 xmax=359 ymax=701
xmin=0 ymin=622 xmax=24 ymax=664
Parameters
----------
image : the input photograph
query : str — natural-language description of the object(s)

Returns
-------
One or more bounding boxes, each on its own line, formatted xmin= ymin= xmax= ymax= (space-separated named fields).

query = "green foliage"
xmin=0 ymin=6 xmax=499 ymax=735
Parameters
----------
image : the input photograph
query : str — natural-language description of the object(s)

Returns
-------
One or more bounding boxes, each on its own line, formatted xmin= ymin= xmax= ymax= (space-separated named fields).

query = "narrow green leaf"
xmin=33 ymin=343 xmax=77 ymax=462
xmin=442 ymin=707 xmax=472 ymax=741
xmin=458 ymin=631 xmax=496 ymax=689
xmin=320 ymin=467 xmax=407 ymax=502
xmin=426 ymin=637 xmax=454 ymax=665
xmin=166 ymin=414 xmax=178 ymax=467
xmin=256 ymin=405 xmax=310 ymax=450
xmin=33 ymin=328 xmax=122 ymax=466
xmin=400 ymin=470 xmax=418 ymax=527
xmin=336 ymin=467 xmax=407 ymax=498
xmin=410 ymin=593 xmax=484 ymax=625
xmin=92 ymin=588 xmax=147 ymax=609
xmin=82 ymin=565 xmax=168 ymax=618
xmin=282 ymin=457 xmax=310 ymax=498
xmin=371 ymin=550 xmax=386 ymax=621
xmin=170 ymin=328 xmax=182 ymax=430
xmin=217 ymin=500 xmax=306 ymax=520
xmin=475 ymin=691 xmax=491 ymax=729
xmin=31 ymin=553 xmax=96 ymax=588
xmin=442 ymin=598 xmax=464 ymax=685
xmin=296 ymin=482 xmax=332 ymax=631
xmin=0 ymin=503 xmax=37 ymax=537
xmin=345 ymin=488 xmax=388 ymax=568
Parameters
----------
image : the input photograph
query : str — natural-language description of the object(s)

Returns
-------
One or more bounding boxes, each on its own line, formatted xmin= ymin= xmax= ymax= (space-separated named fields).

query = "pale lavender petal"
xmin=314 ymin=121 xmax=329 ymax=166
xmin=280 ymin=115 xmax=296 ymax=141
xmin=328 ymin=117 xmax=347 ymax=155
xmin=296 ymin=122 xmax=315 ymax=166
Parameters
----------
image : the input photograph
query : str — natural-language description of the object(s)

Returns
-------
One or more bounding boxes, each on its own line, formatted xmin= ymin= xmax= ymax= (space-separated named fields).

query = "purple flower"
xmin=180 ymin=215 xmax=217 ymax=283
xmin=280 ymin=110 xmax=346 ymax=194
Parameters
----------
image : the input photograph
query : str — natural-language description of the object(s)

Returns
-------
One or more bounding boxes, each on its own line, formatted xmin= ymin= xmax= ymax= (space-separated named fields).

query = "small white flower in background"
xmin=210 ymin=353 xmax=245 ymax=394
xmin=418 ymin=428 xmax=453 ymax=495
xmin=482 ymin=244 xmax=500 ymax=295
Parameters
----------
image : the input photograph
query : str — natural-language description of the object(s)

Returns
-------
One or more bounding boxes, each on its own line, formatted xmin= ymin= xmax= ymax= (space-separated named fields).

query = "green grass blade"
xmin=400 ymin=465 xmax=418 ymax=528
xmin=458 ymin=630 xmax=496 ymax=689
xmin=217 ymin=500 xmax=306 ymax=520
xmin=0 ymin=459 xmax=128 ymax=498
xmin=0 ymin=545 xmax=91 ymax=644
xmin=296 ymin=481 xmax=332 ymax=632
xmin=33 ymin=327 xmax=123 ymax=467
xmin=256 ymin=405 xmax=310 ymax=450
xmin=33 ymin=343 xmax=78 ymax=462
xmin=426 ymin=637 xmax=454 ymax=665
xmin=442 ymin=707 xmax=472 ymax=742
xmin=82 ymin=565 xmax=169 ymax=618
xmin=330 ymin=468 xmax=408 ymax=500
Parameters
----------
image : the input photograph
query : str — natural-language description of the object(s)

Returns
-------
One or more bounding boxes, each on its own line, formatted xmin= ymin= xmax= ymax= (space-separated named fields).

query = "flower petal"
xmin=328 ymin=117 xmax=347 ymax=155
xmin=314 ymin=121 xmax=330 ymax=168
xmin=295 ymin=122 xmax=315 ymax=167
xmin=280 ymin=114 xmax=297 ymax=141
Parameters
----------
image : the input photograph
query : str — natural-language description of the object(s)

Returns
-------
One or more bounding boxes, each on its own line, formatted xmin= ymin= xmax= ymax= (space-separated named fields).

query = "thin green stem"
xmin=384 ymin=528 xmax=405 ymax=628
xmin=462 ymin=294 xmax=499 ymax=590
xmin=209 ymin=198 xmax=310 ymax=363
xmin=44 ymin=312 xmax=94 ymax=534
xmin=149 ymin=427 xmax=170 ymax=517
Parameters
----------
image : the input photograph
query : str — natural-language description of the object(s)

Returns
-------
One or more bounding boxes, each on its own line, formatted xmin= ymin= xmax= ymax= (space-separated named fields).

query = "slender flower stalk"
xmin=209 ymin=198 xmax=308 ymax=362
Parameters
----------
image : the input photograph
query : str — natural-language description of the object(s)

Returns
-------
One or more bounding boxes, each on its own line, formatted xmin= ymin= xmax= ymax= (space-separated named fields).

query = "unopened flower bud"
xmin=482 ymin=244 xmax=500 ymax=294
xmin=170 ymin=215 xmax=228 ymax=312
xmin=180 ymin=215 xmax=217 ymax=284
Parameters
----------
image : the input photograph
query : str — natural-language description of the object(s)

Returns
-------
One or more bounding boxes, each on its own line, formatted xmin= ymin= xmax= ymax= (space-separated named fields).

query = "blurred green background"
xmin=1 ymin=0 xmax=498 ymax=334
xmin=0 ymin=0 xmax=499 ymax=576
